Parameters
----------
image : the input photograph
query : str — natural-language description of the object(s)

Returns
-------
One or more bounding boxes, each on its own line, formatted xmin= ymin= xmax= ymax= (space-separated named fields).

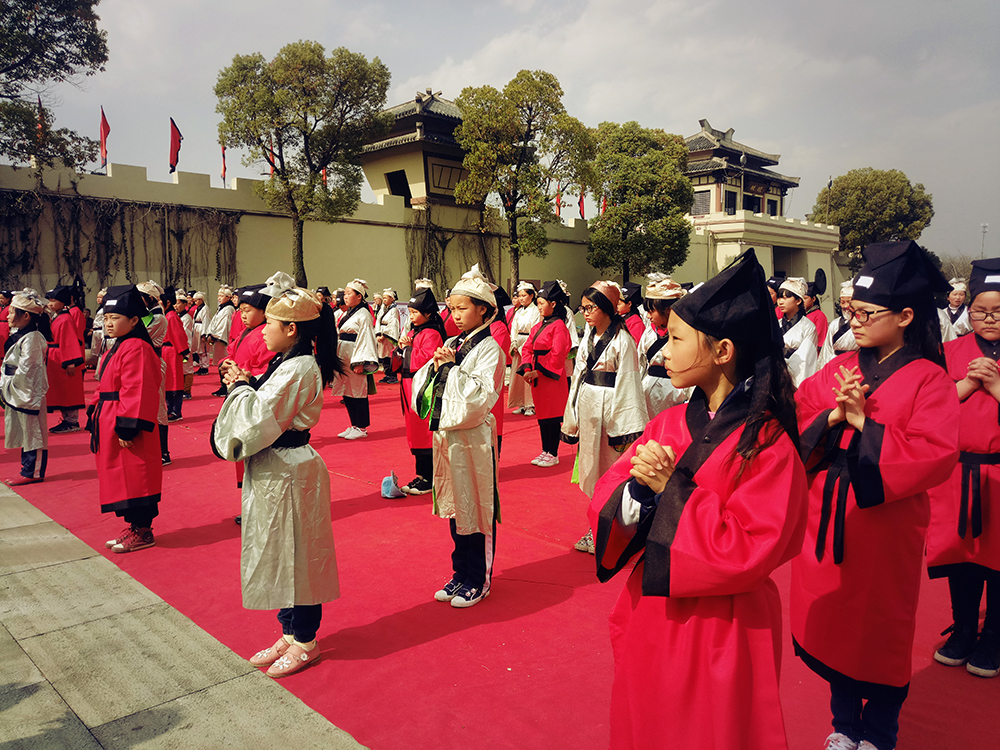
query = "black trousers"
xmin=449 ymin=516 xmax=497 ymax=591
xmin=116 ymin=503 xmax=159 ymax=529
xmin=830 ymin=681 xmax=902 ymax=749
xmin=538 ymin=417 xmax=563 ymax=456
xmin=948 ymin=563 xmax=1000 ymax=633
xmin=166 ymin=391 xmax=183 ymax=417
xmin=20 ymin=449 xmax=47 ymax=479
xmin=413 ymin=448 xmax=432 ymax=480
xmin=277 ymin=604 xmax=323 ymax=643
xmin=343 ymin=396 xmax=370 ymax=428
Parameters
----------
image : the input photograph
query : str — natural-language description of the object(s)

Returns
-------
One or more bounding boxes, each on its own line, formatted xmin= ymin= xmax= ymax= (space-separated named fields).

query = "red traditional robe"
xmin=46 ymin=310 xmax=85 ymax=410
xmin=792 ymin=348 xmax=959 ymax=692
xmin=442 ymin=307 xmax=460 ymax=338
xmin=226 ymin=310 xmax=247 ymax=360
xmin=89 ymin=334 xmax=163 ymax=513
xmin=489 ymin=319 xmax=511 ymax=438
xmin=161 ymin=309 xmax=189 ymax=393
xmin=69 ymin=305 xmax=86 ymax=341
xmin=590 ymin=390 xmax=807 ymax=750
xmin=622 ymin=311 xmax=644 ymax=345
xmin=806 ymin=308 xmax=828 ymax=351
xmin=400 ymin=324 xmax=444 ymax=451
xmin=518 ymin=315 xmax=571 ymax=420
xmin=0 ymin=304 xmax=9 ymax=351
xmin=231 ymin=323 xmax=271 ymax=376
xmin=927 ymin=334 xmax=1000 ymax=575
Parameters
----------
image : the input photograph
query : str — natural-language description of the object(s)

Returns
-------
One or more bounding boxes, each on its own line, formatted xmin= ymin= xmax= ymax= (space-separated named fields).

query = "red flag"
xmin=99 ymin=107 xmax=111 ymax=168
xmin=601 ymin=195 xmax=607 ymax=215
xmin=268 ymin=135 xmax=275 ymax=175
xmin=169 ymin=118 xmax=183 ymax=173
xmin=578 ymin=190 xmax=586 ymax=220
xmin=221 ymin=144 xmax=227 ymax=184
xmin=555 ymin=184 xmax=562 ymax=218
xmin=321 ymin=167 xmax=327 ymax=186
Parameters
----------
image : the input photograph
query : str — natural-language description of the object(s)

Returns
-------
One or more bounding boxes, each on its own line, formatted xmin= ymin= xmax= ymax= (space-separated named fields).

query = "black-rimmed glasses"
xmin=851 ymin=308 xmax=894 ymax=324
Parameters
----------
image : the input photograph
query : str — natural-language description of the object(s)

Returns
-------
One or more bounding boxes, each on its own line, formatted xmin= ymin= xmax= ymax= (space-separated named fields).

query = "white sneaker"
xmin=824 ymin=734 xmax=859 ymax=750
xmin=523 ymin=407 xmax=535 ymax=416
xmin=511 ymin=407 xmax=524 ymax=415
xmin=530 ymin=452 xmax=547 ymax=466
xmin=343 ymin=426 xmax=368 ymax=440
xmin=536 ymin=452 xmax=559 ymax=468
xmin=857 ymin=743 xmax=878 ymax=750
xmin=337 ymin=426 xmax=353 ymax=438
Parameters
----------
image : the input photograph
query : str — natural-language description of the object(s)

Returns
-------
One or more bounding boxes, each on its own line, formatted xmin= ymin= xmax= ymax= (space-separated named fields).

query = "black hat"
xmin=408 ymin=286 xmax=438 ymax=316
xmin=766 ymin=273 xmax=786 ymax=291
xmin=538 ymin=280 xmax=569 ymax=305
xmin=672 ymin=247 xmax=781 ymax=348
xmin=316 ymin=286 xmax=331 ymax=297
xmin=238 ymin=283 xmax=274 ymax=311
xmin=45 ymin=285 xmax=73 ymax=305
xmin=852 ymin=241 xmax=950 ymax=309
xmin=102 ymin=285 xmax=148 ymax=319
xmin=969 ymin=258 xmax=1000 ymax=301
xmin=493 ymin=285 xmax=513 ymax=310
xmin=161 ymin=286 xmax=177 ymax=305
xmin=621 ymin=281 xmax=643 ymax=307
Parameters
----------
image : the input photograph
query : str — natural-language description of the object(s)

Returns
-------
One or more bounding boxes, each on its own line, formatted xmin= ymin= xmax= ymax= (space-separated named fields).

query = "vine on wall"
xmin=0 ymin=189 xmax=241 ymax=292
xmin=404 ymin=204 xmax=501 ymax=294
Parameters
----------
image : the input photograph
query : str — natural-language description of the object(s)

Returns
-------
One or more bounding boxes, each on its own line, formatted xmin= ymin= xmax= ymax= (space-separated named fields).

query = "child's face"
xmin=344 ymin=288 xmax=363 ymax=308
xmin=969 ymin=292 xmax=1000 ymax=341
xmin=263 ymin=316 xmax=296 ymax=353
xmin=536 ymin=297 xmax=556 ymax=317
xmin=581 ymin=297 xmax=609 ymax=330
xmin=408 ymin=307 xmax=427 ymax=326
xmin=218 ymin=294 xmax=228 ymax=306
xmin=649 ymin=307 xmax=669 ymax=329
xmin=616 ymin=299 xmax=631 ymax=316
xmin=449 ymin=295 xmax=485 ymax=332
xmin=517 ymin=290 xmax=533 ymax=307
xmin=104 ymin=312 xmax=138 ymax=338
xmin=240 ymin=303 xmax=266 ymax=329
xmin=776 ymin=291 xmax=801 ymax=317
xmin=849 ymin=301 xmax=909 ymax=349
xmin=47 ymin=298 xmax=65 ymax=313
xmin=664 ymin=314 xmax=717 ymax=390
xmin=949 ymin=290 xmax=967 ymax=308
xmin=8 ymin=307 xmax=29 ymax=327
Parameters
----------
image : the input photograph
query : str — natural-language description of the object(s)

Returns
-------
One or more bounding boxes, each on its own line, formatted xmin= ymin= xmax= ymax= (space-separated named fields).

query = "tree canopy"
xmin=808 ymin=167 xmax=934 ymax=271
xmin=586 ymin=121 xmax=693 ymax=281
xmin=215 ymin=41 xmax=392 ymax=286
xmin=454 ymin=70 xmax=595 ymax=285
xmin=0 ymin=0 xmax=109 ymax=169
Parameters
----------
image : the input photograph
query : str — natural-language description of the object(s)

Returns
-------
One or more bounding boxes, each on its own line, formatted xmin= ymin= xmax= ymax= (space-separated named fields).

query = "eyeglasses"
xmin=969 ymin=311 xmax=1000 ymax=322
xmin=850 ymin=308 xmax=893 ymax=324
xmin=581 ymin=304 xmax=599 ymax=314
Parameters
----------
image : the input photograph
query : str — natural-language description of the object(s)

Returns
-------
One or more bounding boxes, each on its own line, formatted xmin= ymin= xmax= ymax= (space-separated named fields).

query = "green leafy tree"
xmin=215 ymin=41 xmax=392 ymax=286
xmin=809 ymin=167 xmax=934 ymax=272
xmin=454 ymin=70 xmax=595 ymax=286
xmin=587 ymin=121 xmax=693 ymax=281
xmin=0 ymin=0 xmax=109 ymax=169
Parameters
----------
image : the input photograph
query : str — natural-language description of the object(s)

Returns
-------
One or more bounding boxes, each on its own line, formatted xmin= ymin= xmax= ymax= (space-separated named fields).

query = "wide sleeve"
xmin=517 ymin=322 xmax=540 ymax=374
xmin=662 ymin=434 xmax=808 ymax=598
xmin=411 ymin=328 xmax=442 ymax=372
xmin=350 ymin=312 xmax=380 ymax=372
xmin=433 ymin=340 xmax=504 ymax=431
xmin=606 ymin=332 xmax=649 ymax=444
xmin=537 ymin=322 xmax=571 ymax=380
xmin=561 ymin=339 xmax=589 ymax=440
xmin=794 ymin=356 xmax=844 ymax=464
xmin=849 ymin=366 xmax=960 ymax=507
xmin=786 ymin=319 xmax=818 ymax=387
xmin=56 ymin=317 xmax=85 ymax=368
xmin=3 ymin=335 xmax=48 ymax=411
xmin=384 ymin=309 xmax=401 ymax=343
xmin=114 ymin=340 xmax=161 ymax=439
xmin=166 ymin=313 xmax=189 ymax=356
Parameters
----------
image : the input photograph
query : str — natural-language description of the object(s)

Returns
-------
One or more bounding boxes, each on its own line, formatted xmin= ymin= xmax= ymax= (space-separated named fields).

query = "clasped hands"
xmin=221 ymin=358 xmax=251 ymax=386
xmin=630 ymin=439 xmax=677 ymax=495
xmin=828 ymin=365 xmax=868 ymax=431
xmin=432 ymin=346 xmax=456 ymax=368
xmin=964 ymin=357 xmax=1000 ymax=399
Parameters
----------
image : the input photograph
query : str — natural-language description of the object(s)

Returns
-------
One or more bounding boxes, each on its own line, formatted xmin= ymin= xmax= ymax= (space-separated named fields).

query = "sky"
xmin=27 ymin=0 xmax=1000 ymax=258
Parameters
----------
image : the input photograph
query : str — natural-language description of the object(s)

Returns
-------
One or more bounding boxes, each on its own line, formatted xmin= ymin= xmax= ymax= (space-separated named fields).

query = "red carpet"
xmin=5 ymin=371 xmax=998 ymax=749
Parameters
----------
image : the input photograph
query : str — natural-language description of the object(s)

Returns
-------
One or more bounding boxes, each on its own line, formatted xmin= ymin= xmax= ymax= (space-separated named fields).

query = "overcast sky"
xmin=36 ymin=0 xmax=1000 ymax=258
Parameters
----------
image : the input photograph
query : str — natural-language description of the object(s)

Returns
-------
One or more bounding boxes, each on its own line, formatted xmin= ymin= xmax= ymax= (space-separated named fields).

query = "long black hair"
xmin=286 ymin=303 xmax=345 ymax=387
xmin=895 ymin=297 xmax=946 ymax=369
xmin=5 ymin=309 xmax=53 ymax=352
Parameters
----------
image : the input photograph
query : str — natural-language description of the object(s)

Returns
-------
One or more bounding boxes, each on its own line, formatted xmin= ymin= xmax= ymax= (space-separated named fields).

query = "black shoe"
xmin=935 ymin=625 xmax=978 ymax=666
xmin=967 ymin=629 xmax=1000 ymax=677
xmin=383 ymin=376 xmax=398 ymax=384
xmin=212 ymin=388 xmax=227 ymax=397
xmin=167 ymin=413 xmax=182 ymax=422
xmin=234 ymin=516 xmax=242 ymax=525
xmin=182 ymin=393 xmax=192 ymax=400
xmin=197 ymin=368 xmax=209 ymax=375
xmin=405 ymin=476 xmax=432 ymax=495
xmin=49 ymin=421 xmax=81 ymax=434
xmin=161 ymin=453 xmax=172 ymax=466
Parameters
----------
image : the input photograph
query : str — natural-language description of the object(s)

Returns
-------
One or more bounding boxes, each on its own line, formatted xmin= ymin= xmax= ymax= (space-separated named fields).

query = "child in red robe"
xmin=45 ymin=285 xmax=86 ymax=433
xmin=792 ymin=241 xmax=959 ymax=750
xmin=90 ymin=285 xmax=164 ymax=553
xmin=590 ymin=248 xmax=807 ymax=749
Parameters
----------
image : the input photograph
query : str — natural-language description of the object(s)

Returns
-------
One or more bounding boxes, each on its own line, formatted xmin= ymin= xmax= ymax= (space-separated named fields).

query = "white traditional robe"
xmin=945 ymin=305 xmax=972 ymax=338
xmin=637 ymin=325 xmax=691 ymax=419
xmin=818 ymin=314 xmax=859 ymax=368
xmin=180 ymin=311 xmax=196 ymax=375
xmin=375 ymin=304 xmax=401 ymax=359
xmin=562 ymin=323 xmax=648 ymax=498
xmin=411 ymin=326 xmax=505 ymax=535
xmin=334 ymin=305 xmax=378 ymax=398
xmin=780 ymin=313 xmax=818 ymax=387
xmin=938 ymin=308 xmax=958 ymax=343
xmin=508 ymin=304 xmax=541 ymax=410
xmin=2 ymin=329 xmax=49 ymax=452
xmin=205 ymin=303 xmax=235 ymax=344
xmin=212 ymin=354 xmax=339 ymax=609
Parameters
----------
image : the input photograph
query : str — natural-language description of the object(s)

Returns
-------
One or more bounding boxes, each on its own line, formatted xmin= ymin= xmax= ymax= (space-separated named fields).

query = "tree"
xmin=808 ymin=168 xmax=934 ymax=272
xmin=214 ymin=41 xmax=392 ymax=286
xmin=454 ymin=70 xmax=595 ymax=286
xmin=0 ymin=0 xmax=109 ymax=169
xmin=586 ymin=121 xmax=693 ymax=282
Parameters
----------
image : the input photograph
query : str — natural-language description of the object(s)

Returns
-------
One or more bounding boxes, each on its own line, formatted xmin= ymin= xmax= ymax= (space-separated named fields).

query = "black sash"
xmin=339 ymin=332 xmax=358 ymax=342
xmin=832 ymin=318 xmax=852 ymax=345
xmin=958 ymin=452 xmax=999 ymax=539
xmin=569 ymin=320 xmax=620 ymax=411
xmin=273 ymin=430 xmax=311 ymax=448
xmin=584 ymin=370 xmax=617 ymax=387
xmin=645 ymin=334 xmax=668 ymax=364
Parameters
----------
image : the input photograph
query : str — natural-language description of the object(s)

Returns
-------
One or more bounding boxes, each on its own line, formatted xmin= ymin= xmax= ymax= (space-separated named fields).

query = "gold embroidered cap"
xmin=451 ymin=264 xmax=497 ymax=308
xmin=645 ymin=273 xmax=686 ymax=300
xmin=11 ymin=288 xmax=46 ymax=315
xmin=263 ymin=271 xmax=322 ymax=322
xmin=346 ymin=279 xmax=369 ymax=297
xmin=137 ymin=280 xmax=164 ymax=298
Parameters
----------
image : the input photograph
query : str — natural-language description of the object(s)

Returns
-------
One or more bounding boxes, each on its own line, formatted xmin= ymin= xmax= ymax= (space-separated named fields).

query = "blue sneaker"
xmin=451 ymin=584 xmax=489 ymax=608
xmin=434 ymin=579 xmax=463 ymax=602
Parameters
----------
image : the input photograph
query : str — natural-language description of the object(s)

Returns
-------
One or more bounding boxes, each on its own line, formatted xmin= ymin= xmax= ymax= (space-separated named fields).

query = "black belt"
xmin=584 ymin=370 xmax=617 ymax=387
xmin=959 ymin=452 xmax=1000 ymax=539
xmin=99 ymin=392 xmax=120 ymax=401
xmin=3 ymin=364 xmax=15 ymax=376
xmin=816 ymin=452 xmax=851 ymax=564
xmin=48 ymin=343 xmax=58 ymax=348
xmin=340 ymin=333 xmax=358 ymax=342
xmin=272 ymin=430 xmax=311 ymax=448
xmin=401 ymin=372 xmax=414 ymax=379
xmin=647 ymin=365 xmax=669 ymax=379
xmin=533 ymin=349 xmax=550 ymax=357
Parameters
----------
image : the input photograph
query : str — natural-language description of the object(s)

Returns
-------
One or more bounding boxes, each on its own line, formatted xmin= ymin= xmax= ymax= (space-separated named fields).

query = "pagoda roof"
xmin=384 ymin=89 xmax=462 ymax=122
xmin=685 ymin=119 xmax=781 ymax=167
xmin=686 ymin=156 xmax=800 ymax=188
xmin=364 ymin=89 xmax=463 ymax=155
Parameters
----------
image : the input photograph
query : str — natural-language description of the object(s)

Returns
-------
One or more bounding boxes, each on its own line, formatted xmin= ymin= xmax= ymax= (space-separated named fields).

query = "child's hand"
xmin=629 ymin=440 xmax=676 ymax=494
xmin=829 ymin=366 xmax=862 ymax=428
xmin=971 ymin=358 xmax=1000 ymax=399
xmin=223 ymin=362 xmax=250 ymax=386
xmin=432 ymin=347 xmax=456 ymax=368
xmin=522 ymin=369 xmax=539 ymax=381
xmin=352 ymin=364 xmax=364 ymax=375
xmin=833 ymin=366 xmax=869 ymax=431
xmin=118 ymin=438 xmax=133 ymax=448
xmin=398 ymin=334 xmax=412 ymax=348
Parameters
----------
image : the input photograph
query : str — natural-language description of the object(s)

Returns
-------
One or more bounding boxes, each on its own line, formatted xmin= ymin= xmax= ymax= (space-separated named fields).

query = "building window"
xmin=385 ymin=170 xmax=412 ymax=207
xmin=767 ymin=198 xmax=778 ymax=216
xmin=724 ymin=190 xmax=737 ymax=215
xmin=742 ymin=194 xmax=761 ymax=213
xmin=692 ymin=190 xmax=711 ymax=216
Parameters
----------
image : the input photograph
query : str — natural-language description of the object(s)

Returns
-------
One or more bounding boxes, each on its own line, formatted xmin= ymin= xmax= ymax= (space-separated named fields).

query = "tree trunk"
xmin=508 ymin=214 xmax=520 ymax=290
xmin=622 ymin=257 xmax=630 ymax=284
xmin=291 ymin=213 xmax=307 ymax=287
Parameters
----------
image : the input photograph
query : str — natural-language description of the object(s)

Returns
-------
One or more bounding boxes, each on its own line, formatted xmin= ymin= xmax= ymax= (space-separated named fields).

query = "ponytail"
xmin=286 ymin=304 xmax=344 ymax=387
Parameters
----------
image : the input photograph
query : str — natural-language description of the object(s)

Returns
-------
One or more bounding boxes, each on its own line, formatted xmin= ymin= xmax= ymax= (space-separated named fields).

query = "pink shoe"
xmin=529 ymin=452 xmax=547 ymax=466
xmin=249 ymin=637 xmax=291 ymax=667
xmin=266 ymin=643 xmax=321 ymax=678
xmin=536 ymin=452 xmax=560 ymax=468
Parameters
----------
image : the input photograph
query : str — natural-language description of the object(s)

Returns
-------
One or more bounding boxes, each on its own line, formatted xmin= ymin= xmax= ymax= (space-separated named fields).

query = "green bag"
xmin=571 ymin=451 xmax=580 ymax=485
xmin=416 ymin=372 xmax=438 ymax=420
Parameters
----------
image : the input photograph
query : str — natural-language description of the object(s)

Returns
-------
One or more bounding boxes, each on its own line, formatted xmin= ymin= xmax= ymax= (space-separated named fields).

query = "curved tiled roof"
xmin=685 ymin=156 xmax=799 ymax=187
